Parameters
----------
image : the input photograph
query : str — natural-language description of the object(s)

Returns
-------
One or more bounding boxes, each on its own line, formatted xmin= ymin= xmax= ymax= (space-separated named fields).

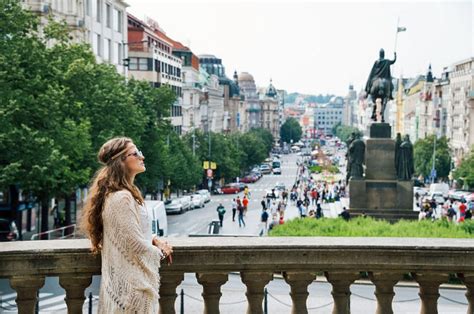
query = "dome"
xmin=265 ymin=79 xmax=277 ymax=98
xmin=239 ymin=72 xmax=254 ymax=82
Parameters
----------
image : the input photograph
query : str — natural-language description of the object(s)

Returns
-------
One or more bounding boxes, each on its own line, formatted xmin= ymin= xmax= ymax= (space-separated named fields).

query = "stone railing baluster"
xmin=241 ymin=271 xmax=273 ymax=314
xmin=460 ymin=273 xmax=474 ymax=314
xmin=369 ymin=271 xmax=403 ymax=314
xmin=196 ymin=272 xmax=229 ymax=314
xmin=414 ymin=272 xmax=449 ymax=314
xmin=283 ymin=271 xmax=316 ymax=314
xmin=10 ymin=275 xmax=45 ymax=314
xmin=325 ymin=271 xmax=359 ymax=314
xmin=159 ymin=272 xmax=184 ymax=314
xmin=58 ymin=274 xmax=93 ymax=314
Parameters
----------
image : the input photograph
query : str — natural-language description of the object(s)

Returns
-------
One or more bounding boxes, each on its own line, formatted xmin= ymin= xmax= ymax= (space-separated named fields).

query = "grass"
xmin=269 ymin=216 xmax=474 ymax=238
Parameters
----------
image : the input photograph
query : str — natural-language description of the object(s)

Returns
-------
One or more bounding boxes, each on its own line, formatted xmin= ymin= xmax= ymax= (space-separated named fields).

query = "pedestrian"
xmin=339 ymin=207 xmax=350 ymax=221
xmin=81 ymin=137 xmax=173 ymax=313
xmin=231 ymin=198 xmax=237 ymax=222
xmin=260 ymin=208 xmax=269 ymax=236
xmin=261 ymin=196 xmax=267 ymax=210
xmin=242 ymin=196 xmax=249 ymax=215
xmin=237 ymin=204 xmax=246 ymax=227
xmin=216 ymin=203 xmax=226 ymax=227
xmin=244 ymin=185 xmax=250 ymax=199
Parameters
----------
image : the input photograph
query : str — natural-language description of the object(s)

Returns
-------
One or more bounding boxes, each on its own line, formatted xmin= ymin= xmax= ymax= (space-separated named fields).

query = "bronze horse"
xmin=369 ymin=77 xmax=390 ymax=123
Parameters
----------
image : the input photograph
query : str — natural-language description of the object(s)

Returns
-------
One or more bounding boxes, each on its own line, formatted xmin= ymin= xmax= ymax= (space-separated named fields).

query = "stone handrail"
xmin=1 ymin=237 xmax=473 ymax=314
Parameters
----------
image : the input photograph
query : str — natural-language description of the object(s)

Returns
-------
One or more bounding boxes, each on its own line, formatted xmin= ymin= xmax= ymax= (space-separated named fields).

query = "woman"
xmin=81 ymin=137 xmax=173 ymax=313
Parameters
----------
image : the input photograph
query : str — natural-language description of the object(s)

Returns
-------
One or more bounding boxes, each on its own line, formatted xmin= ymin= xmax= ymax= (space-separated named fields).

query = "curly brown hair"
xmin=81 ymin=137 xmax=144 ymax=254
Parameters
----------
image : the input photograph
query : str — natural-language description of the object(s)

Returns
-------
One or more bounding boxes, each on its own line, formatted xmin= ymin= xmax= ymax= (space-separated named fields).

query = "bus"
xmin=272 ymin=160 xmax=281 ymax=175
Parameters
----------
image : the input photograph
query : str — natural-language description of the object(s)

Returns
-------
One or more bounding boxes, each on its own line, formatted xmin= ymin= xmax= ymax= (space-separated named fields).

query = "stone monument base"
xmin=348 ymin=209 xmax=419 ymax=223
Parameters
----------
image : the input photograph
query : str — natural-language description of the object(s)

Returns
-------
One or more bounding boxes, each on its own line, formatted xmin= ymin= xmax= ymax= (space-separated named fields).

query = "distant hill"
xmin=284 ymin=92 xmax=336 ymax=105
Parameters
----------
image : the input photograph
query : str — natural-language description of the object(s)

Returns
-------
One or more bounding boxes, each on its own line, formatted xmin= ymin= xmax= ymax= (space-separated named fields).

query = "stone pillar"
xmin=369 ymin=272 xmax=403 ymax=314
xmin=59 ymin=274 xmax=93 ymax=314
xmin=196 ymin=272 xmax=228 ymax=314
xmin=241 ymin=271 xmax=273 ymax=314
xmin=459 ymin=273 xmax=474 ymax=314
xmin=10 ymin=275 xmax=45 ymax=314
xmin=283 ymin=271 xmax=316 ymax=314
xmin=414 ymin=272 xmax=449 ymax=314
xmin=325 ymin=272 xmax=359 ymax=314
xmin=159 ymin=272 xmax=184 ymax=314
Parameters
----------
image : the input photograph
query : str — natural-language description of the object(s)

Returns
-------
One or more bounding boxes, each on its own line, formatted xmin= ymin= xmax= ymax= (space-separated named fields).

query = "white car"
xmin=272 ymin=167 xmax=281 ymax=175
xmin=165 ymin=199 xmax=185 ymax=214
xmin=195 ymin=189 xmax=211 ymax=203
xmin=179 ymin=195 xmax=192 ymax=211
xmin=191 ymin=194 xmax=205 ymax=209
xmin=414 ymin=187 xmax=428 ymax=197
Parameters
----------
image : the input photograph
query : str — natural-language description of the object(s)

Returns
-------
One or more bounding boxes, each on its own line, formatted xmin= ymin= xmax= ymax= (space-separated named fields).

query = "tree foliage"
xmin=453 ymin=149 xmax=474 ymax=189
xmin=413 ymin=135 xmax=452 ymax=180
xmin=280 ymin=117 xmax=302 ymax=143
xmin=332 ymin=123 xmax=363 ymax=143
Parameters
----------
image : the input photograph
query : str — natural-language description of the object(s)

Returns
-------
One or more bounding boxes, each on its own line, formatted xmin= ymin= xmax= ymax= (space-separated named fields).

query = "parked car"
xmin=221 ymin=184 xmax=240 ymax=194
xmin=195 ymin=189 xmax=211 ymax=203
xmin=429 ymin=183 xmax=449 ymax=198
xmin=414 ymin=187 xmax=428 ymax=197
xmin=165 ymin=198 xmax=185 ymax=214
xmin=179 ymin=195 xmax=192 ymax=211
xmin=272 ymin=167 xmax=281 ymax=175
xmin=0 ymin=218 xmax=19 ymax=241
xmin=241 ymin=174 xmax=258 ymax=183
xmin=259 ymin=164 xmax=272 ymax=174
xmin=191 ymin=194 xmax=206 ymax=209
xmin=211 ymin=183 xmax=223 ymax=195
xmin=145 ymin=200 xmax=168 ymax=236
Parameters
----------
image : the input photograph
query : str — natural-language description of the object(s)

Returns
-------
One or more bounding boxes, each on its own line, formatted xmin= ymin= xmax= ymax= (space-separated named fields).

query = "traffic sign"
xmin=207 ymin=169 xmax=213 ymax=178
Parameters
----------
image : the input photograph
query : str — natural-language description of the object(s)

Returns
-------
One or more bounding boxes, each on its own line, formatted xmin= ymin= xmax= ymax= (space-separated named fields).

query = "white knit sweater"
xmin=98 ymin=190 xmax=162 ymax=313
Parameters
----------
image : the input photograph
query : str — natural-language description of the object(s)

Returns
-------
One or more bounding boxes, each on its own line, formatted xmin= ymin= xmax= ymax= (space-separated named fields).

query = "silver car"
xmin=165 ymin=199 xmax=184 ymax=214
xmin=196 ymin=189 xmax=211 ymax=203
xmin=191 ymin=194 xmax=205 ymax=208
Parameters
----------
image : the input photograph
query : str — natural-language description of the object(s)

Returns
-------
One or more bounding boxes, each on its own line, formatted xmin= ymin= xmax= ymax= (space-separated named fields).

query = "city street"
xmin=167 ymin=152 xmax=348 ymax=237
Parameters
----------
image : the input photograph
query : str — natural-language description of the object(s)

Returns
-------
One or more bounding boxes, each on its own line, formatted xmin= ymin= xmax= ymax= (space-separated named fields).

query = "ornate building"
xmin=239 ymin=72 xmax=261 ymax=131
xmin=259 ymin=80 xmax=280 ymax=141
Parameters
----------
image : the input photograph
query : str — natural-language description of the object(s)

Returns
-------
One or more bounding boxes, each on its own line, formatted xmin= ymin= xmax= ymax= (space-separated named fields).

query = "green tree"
xmin=248 ymin=128 xmax=274 ymax=155
xmin=238 ymin=133 xmax=267 ymax=171
xmin=413 ymin=135 xmax=452 ymax=180
xmin=332 ymin=123 xmax=363 ymax=143
xmin=280 ymin=117 xmax=302 ymax=143
xmin=453 ymin=149 xmax=474 ymax=189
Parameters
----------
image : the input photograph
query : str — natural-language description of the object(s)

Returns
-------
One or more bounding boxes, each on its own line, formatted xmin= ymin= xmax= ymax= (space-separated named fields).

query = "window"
xmin=129 ymin=57 xmax=138 ymax=70
xmin=96 ymin=0 xmax=101 ymax=22
xmin=85 ymin=0 xmax=91 ymax=15
xmin=97 ymin=34 xmax=102 ymax=56
xmin=115 ymin=42 xmax=122 ymax=64
xmin=114 ymin=9 xmax=123 ymax=33
xmin=104 ymin=38 xmax=111 ymax=61
xmin=106 ymin=3 xmax=111 ymax=28
xmin=138 ymin=58 xmax=148 ymax=70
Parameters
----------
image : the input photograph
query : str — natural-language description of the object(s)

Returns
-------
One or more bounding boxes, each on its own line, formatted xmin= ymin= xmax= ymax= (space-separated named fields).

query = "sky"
xmin=127 ymin=0 xmax=473 ymax=96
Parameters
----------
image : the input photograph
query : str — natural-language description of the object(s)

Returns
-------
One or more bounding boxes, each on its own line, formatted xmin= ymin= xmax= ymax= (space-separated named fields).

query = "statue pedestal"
xmin=349 ymin=123 xmax=415 ymax=220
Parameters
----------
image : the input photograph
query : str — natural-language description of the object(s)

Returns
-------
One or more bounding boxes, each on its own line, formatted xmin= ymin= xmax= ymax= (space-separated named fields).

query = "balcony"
xmin=1 ymin=237 xmax=473 ymax=314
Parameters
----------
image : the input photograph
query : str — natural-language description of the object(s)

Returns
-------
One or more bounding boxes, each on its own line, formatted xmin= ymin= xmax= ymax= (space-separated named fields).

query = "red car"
xmin=221 ymin=184 xmax=240 ymax=194
xmin=240 ymin=175 xmax=258 ymax=183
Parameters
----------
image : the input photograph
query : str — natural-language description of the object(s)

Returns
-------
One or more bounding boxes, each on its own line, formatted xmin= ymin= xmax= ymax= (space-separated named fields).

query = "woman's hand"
xmin=153 ymin=237 xmax=173 ymax=260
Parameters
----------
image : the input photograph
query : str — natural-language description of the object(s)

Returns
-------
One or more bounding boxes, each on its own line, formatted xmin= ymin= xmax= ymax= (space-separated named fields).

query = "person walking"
xmin=242 ymin=196 xmax=249 ymax=215
xmin=81 ymin=137 xmax=173 ymax=313
xmin=216 ymin=203 xmax=226 ymax=227
xmin=237 ymin=204 xmax=246 ymax=227
xmin=259 ymin=208 xmax=269 ymax=236
xmin=261 ymin=196 xmax=267 ymax=211
xmin=231 ymin=198 xmax=237 ymax=222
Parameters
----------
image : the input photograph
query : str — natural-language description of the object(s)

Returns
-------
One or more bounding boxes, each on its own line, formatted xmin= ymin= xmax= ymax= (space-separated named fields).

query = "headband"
xmin=109 ymin=147 xmax=129 ymax=161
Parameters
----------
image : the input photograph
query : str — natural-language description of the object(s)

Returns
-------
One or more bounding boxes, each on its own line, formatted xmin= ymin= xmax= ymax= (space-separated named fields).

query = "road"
xmin=167 ymin=152 xmax=346 ymax=237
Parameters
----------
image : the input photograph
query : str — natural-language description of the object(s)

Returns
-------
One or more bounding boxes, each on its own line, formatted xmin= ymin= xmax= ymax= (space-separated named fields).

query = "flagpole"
xmin=394 ymin=17 xmax=400 ymax=54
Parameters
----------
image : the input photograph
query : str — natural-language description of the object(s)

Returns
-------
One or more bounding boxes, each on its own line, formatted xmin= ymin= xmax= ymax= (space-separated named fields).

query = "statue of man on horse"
xmin=365 ymin=48 xmax=397 ymax=122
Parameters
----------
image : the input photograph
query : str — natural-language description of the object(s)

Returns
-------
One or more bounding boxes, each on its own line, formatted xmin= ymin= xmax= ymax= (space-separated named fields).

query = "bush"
xmin=309 ymin=165 xmax=322 ymax=173
xmin=269 ymin=217 xmax=474 ymax=238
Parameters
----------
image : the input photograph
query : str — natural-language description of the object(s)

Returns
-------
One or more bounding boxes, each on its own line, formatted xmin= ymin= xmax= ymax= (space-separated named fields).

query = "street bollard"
xmin=180 ymin=289 xmax=184 ymax=314
xmin=89 ymin=292 xmax=93 ymax=314
xmin=264 ymin=288 xmax=268 ymax=314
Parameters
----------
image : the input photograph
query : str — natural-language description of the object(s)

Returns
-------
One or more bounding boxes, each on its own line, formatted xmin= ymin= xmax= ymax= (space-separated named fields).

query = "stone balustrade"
xmin=1 ymin=237 xmax=473 ymax=314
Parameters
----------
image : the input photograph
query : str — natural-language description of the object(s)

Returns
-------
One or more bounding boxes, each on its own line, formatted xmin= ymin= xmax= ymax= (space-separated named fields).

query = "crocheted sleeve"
xmin=106 ymin=191 xmax=162 ymax=266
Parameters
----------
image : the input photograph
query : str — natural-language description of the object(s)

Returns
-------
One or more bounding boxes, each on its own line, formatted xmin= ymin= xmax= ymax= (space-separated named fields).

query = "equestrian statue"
xmin=365 ymin=48 xmax=396 ymax=123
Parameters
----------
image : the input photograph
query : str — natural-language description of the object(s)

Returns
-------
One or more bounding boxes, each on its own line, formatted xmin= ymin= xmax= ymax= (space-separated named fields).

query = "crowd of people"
xmin=416 ymin=194 xmax=473 ymax=223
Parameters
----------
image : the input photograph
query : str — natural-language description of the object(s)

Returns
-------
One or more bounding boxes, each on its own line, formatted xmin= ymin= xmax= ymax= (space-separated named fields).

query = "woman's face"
xmin=123 ymin=143 xmax=145 ymax=176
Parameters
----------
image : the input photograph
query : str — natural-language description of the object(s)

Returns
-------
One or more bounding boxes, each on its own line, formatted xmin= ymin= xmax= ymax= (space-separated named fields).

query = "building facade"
xmin=314 ymin=97 xmax=345 ymax=136
xmin=446 ymin=58 xmax=474 ymax=164
xmin=22 ymin=0 xmax=128 ymax=75
xmin=127 ymin=15 xmax=183 ymax=134
xmin=239 ymin=72 xmax=260 ymax=131
xmin=259 ymin=80 xmax=280 ymax=142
